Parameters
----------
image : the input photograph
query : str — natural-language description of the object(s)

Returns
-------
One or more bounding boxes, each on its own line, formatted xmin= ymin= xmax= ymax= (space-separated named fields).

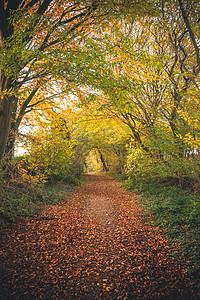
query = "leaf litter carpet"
xmin=0 ymin=174 xmax=197 ymax=299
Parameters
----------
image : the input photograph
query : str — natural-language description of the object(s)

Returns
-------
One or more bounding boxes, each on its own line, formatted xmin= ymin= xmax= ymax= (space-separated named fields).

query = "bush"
xmin=24 ymin=118 xmax=84 ymax=184
xmin=126 ymin=142 xmax=200 ymax=189
xmin=0 ymin=157 xmax=73 ymax=224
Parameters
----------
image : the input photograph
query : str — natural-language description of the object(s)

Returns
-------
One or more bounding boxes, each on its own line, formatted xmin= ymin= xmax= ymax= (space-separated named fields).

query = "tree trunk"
xmin=0 ymin=10 xmax=13 ymax=161
xmin=169 ymin=91 xmax=185 ymax=158
xmin=4 ymin=88 xmax=39 ymax=159
xmin=0 ymin=74 xmax=14 ymax=160
xmin=97 ymin=148 xmax=109 ymax=172
xmin=4 ymin=103 xmax=18 ymax=159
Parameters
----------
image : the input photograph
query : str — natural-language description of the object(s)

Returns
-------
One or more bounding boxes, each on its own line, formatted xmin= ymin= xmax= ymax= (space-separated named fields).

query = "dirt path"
xmin=0 ymin=174 xmax=197 ymax=299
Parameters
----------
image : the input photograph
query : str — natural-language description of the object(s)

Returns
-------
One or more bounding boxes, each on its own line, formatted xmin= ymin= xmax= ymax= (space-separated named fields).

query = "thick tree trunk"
xmin=0 ymin=96 xmax=13 ymax=160
xmin=0 ymin=67 xmax=14 ymax=160
xmin=0 ymin=8 xmax=12 ymax=161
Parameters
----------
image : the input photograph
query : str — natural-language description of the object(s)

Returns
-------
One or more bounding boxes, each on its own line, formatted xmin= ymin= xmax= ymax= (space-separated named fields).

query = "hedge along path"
xmin=0 ymin=174 xmax=196 ymax=299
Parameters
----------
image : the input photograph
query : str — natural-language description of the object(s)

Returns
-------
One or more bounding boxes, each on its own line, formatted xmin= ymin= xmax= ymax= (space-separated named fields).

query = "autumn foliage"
xmin=0 ymin=1 xmax=200 ymax=298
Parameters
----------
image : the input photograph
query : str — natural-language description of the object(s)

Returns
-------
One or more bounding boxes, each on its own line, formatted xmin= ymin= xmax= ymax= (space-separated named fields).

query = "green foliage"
xmin=0 ymin=181 xmax=72 ymax=224
xmin=124 ymin=177 xmax=200 ymax=279
xmin=126 ymin=124 xmax=200 ymax=188
xmin=72 ymin=108 xmax=130 ymax=174
xmin=0 ymin=157 xmax=73 ymax=224
xmin=108 ymin=172 xmax=127 ymax=182
xmin=28 ymin=138 xmax=74 ymax=182
xmin=26 ymin=118 xmax=80 ymax=184
xmin=73 ymin=9 xmax=200 ymax=189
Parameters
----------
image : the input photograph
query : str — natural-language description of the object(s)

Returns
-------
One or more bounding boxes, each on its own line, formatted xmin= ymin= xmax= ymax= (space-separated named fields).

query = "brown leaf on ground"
xmin=0 ymin=174 xmax=198 ymax=299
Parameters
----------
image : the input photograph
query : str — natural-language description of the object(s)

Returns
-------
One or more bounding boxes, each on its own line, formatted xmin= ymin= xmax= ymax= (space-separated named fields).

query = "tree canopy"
xmin=0 ymin=0 xmax=199 ymax=189
xmin=0 ymin=0 xmax=157 ymax=159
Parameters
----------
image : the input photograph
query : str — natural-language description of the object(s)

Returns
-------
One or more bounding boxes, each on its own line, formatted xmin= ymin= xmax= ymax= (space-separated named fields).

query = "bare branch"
xmin=178 ymin=0 xmax=200 ymax=67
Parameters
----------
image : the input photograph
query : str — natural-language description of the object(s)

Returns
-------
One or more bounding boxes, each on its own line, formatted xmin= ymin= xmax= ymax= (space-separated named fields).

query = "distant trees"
xmin=71 ymin=108 xmax=130 ymax=174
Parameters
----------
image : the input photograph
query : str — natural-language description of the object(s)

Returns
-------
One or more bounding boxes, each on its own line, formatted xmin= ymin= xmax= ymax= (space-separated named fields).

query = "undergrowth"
xmin=123 ymin=177 xmax=200 ymax=284
xmin=108 ymin=172 xmax=127 ymax=182
xmin=0 ymin=182 xmax=74 ymax=224
xmin=0 ymin=155 xmax=83 ymax=224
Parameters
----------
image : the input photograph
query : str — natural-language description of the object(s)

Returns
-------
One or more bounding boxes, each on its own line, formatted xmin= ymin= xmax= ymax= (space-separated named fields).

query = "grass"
xmin=123 ymin=177 xmax=200 ymax=283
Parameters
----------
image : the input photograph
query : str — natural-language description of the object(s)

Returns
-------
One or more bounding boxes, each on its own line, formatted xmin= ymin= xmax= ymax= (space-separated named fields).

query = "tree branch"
xmin=178 ymin=0 xmax=200 ymax=67
xmin=16 ymin=87 xmax=39 ymax=129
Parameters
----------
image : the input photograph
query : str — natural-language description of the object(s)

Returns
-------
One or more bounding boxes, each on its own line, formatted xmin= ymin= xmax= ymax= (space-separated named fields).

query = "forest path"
xmin=0 ymin=174 xmax=196 ymax=299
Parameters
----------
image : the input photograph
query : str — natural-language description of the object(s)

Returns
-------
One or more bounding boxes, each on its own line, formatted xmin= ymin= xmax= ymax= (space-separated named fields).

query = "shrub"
xmin=126 ymin=136 xmax=200 ymax=190
xmin=0 ymin=157 xmax=73 ymax=223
